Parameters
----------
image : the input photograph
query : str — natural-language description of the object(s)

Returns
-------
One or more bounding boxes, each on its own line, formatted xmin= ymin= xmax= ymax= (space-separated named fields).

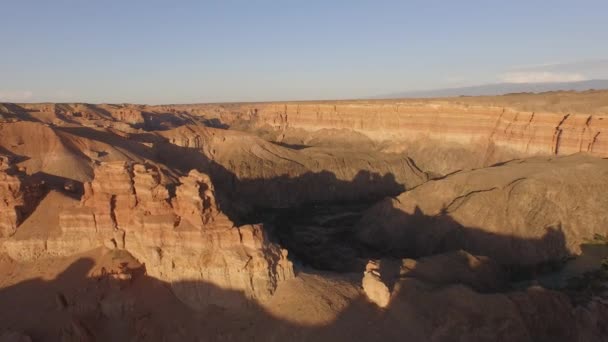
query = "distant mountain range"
xmin=376 ymin=79 xmax=608 ymax=99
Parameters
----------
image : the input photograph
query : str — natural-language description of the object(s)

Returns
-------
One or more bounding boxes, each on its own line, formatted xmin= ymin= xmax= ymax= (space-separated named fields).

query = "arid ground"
xmin=1 ymin=91 xmax=608 ymax=341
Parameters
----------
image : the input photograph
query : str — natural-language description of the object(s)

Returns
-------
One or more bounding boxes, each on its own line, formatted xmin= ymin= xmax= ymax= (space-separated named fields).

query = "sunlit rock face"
xmin=6 ymin=97 xmax=608 ymax=177
xmin=8 ymin=161 xmax=293 ymax=309
xmin=356 ymin=154 xmax=608 ymax=266
xmin=1 ymin=92 xmax=608 ymax=340
xmin=192 ymin=101 xmax=608 ymax=175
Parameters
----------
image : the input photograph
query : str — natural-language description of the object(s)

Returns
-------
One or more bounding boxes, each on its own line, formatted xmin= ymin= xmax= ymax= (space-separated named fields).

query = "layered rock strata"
xmin=5 ymin=161 xmax=294 ymax=308
xmin=0 ymin=155 xmax=44 ymax=238
xmin=187 ymin=100 xmax=608 ymax=174
xmin=5 ymin=94 xmax=608 ymax=176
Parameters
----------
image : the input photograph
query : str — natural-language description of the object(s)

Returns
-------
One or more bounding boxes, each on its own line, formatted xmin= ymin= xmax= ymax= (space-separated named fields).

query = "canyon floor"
xmin=1 ymin=91 xmax=608 ymax=341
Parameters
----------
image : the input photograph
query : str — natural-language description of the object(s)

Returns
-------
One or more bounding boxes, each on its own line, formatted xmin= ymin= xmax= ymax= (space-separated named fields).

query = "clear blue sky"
xmin=2 ymin=0 xmax=608 ymax=104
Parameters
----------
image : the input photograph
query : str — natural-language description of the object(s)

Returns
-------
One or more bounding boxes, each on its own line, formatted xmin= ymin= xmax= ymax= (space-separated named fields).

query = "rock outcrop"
xmin=362 ymin=251 xmax=505 ymax=309
xmin=362 ymin=260 xmax=391 ymax=308
xmin=5 ymin=161 xmax=294 ymax=308
xmin=356 ymin=154 xmax=608 ymax=266
xmin=0 ymin=157 xmax=24 ymax=238
xmin=0 ymin=156 xmax=44 ymax=238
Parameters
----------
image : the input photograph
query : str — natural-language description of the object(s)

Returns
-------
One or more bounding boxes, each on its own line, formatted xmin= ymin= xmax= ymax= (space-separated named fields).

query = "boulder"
xmin=362 ymin=260 xmax=391 ymax=308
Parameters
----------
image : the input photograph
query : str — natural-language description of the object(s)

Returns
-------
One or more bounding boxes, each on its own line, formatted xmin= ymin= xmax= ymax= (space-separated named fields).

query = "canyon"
xmin=1 ymin=91 xmax=608 ymax=341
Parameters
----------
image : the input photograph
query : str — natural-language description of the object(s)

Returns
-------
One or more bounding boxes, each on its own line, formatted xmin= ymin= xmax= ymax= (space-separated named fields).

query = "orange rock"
xmin=54 ymin=161 xmax=293 ymax=309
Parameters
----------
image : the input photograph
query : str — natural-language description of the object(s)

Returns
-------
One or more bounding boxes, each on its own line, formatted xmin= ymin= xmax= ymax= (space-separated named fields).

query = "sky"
xmin=1 ymin=0 xmax=608 ymax=104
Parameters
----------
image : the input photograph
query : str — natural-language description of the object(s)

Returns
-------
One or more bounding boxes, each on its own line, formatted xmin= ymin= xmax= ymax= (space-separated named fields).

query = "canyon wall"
xmin=4 ymin=93 xmax=608 ymax=175
xmin=0 ymin=155 xmax=45 ymax=238
xmin=157 ymin=125 xmax=429 ymax=210
xmin=3 ymin=161 xmax=294 ymax=309
xmin=210 ymin=101 xmax=608 ymax=174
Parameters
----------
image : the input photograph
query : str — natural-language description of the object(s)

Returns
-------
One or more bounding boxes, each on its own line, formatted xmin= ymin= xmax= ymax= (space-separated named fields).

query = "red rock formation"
xmin=47 ymin=161 xmax=293 ymax=308
xmin=180 ymin=100 xmax=608 ymax=174
xmin=0 ymin=155 xmax=44 ymax=238
xmin=9 ymin=94 xmax=608 ymax=175
xmin=172 ymin=170 xmax=230 ymax=227
xmin=0 ymin=156 xmax=24 ymax=238
xmin=242 ymin=102 xmax=608 ymax=156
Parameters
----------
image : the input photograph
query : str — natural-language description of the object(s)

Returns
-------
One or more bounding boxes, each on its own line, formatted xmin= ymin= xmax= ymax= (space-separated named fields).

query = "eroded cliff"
xmin=199 ymin=100 xmax=608 ymax=174
xmin=1 ymin=91 xmax=608 ymax=341
xmin=4 ymin=161 xmax=293 ymax=309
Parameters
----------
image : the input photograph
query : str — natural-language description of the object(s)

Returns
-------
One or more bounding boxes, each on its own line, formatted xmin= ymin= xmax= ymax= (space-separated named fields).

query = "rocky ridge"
xmin=356 ymin=154 xmax=608 ymax=266
xmin=0 ymin=155 xmax=45 ymax=238
xmin=4 ymin=161 xmax=294 ymax=308
xmin=207 ymin=101 xmax=608 ymax=174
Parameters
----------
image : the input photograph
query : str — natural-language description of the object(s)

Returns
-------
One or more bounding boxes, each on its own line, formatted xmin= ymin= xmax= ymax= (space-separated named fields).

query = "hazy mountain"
xmin=376 ymin=79 xmax=608 ymax=99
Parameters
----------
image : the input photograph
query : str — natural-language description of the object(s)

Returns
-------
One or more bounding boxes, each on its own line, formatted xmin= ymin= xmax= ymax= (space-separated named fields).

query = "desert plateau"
xmin=0 ymin=91 xmax=607 ymax=341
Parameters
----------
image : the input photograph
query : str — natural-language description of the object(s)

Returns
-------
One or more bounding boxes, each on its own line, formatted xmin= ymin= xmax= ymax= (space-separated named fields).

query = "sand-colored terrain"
xmin=1 ymin=91 xmax=608 ymax=341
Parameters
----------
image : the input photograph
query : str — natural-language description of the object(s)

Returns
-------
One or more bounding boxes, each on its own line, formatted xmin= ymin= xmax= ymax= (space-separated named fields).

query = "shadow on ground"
xmin=55 ymin=125 xmax=409 ymax=224
xmin=2 ymin=122 xmax=604 ymax=340
xmin=0 ymin=243 xmax=597 ymax=342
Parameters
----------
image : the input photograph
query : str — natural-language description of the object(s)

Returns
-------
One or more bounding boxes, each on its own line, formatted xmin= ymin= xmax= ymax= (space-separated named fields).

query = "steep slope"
xmin=158 ymin=125 xmax=429 ymax=211
xmin=3 ymin=161 xmax=294 ymax=309
xmin=0 ymin=157 xmax=45 ymax=238
xmin=355 ymin=154 xmax=608 ymax=266
xmin=1 ymin=92 xmax=608 ymax=341
xmin=1 ymin=249 xmax=606 ymax=341
xmin=158 ymin=91 xmax=608 ymax=175
xmin=0 ymin=121 xmax=150 ymax=182
xmin=219 ymin=101 xmax=608 ymax=174
xmin=7 ymin=91 xmax=608 ymax=176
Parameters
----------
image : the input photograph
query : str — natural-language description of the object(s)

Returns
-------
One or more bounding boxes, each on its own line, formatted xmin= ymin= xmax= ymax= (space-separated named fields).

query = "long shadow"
xmin=136 ymin=111 xmax=194 ymax=131
xmin=46 ymin=126 xmax=592 ymax=268
xmin=0 ymin=148 xmax=30 ymax=165
xmin=357 ymin=204 xmax=574 ymax=276
xmin=29 ymin=172 xmax=84 ymax=199
xmin=260 ymin=200 xmax=577 ymax=281
xmin=0 ymin=248 xmax=596 ymax=341
xmin=55 ymin=125 xmax=410 ymax=224
xmin=2 ymin=124 xmax=605 ymax=339
xmin=0 ymin=103 xmax=42 ymax=122
xmin=271 ymin=141 xmax=310 ymax=150
xmin=54 ymin=126 xmax=158 ymax=162
xmin=152 ymin=139 xmax=415 ymax=224
xmin=11 ymin=124 xmax=594 ymax=272
xmin=0 ymin=255 xmax=347 ymax=341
